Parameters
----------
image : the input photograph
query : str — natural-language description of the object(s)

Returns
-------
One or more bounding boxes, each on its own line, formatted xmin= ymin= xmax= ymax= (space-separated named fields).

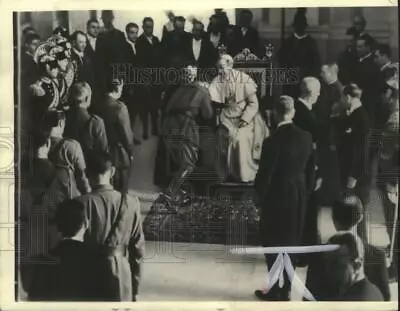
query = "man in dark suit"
xmin=374 ymin=44 xmax=396 ymax=128
xmin=97 ymin=79 xmax=134 ymax=192
xmin=70 ymin=31 xmax=95 ymax=89
xmin=305 ymin=196 xmax=390 ymax=301
xmin=254 ymin=95 xmax=315 ymax=301
xmin=162 ymin=16 xmax=192 ymax=67
xmin=136 ymin=17 xmax=163 ymax=139
xmin=28 ymin=199 xmax=99 ymax=301
xmin=228 ymin=9 xmax=260 ymax=57
xmin=120 ymin=22 xmax=141 ymax=145
xmin=96 ymin=10 xmax=127 ymax=89
xmin=21 ymin=33 xmax=40 ymax=87
xmin=85 ymin=19 xmax=100 ymax=65
xmin=206 ymin=14 xmax=227 ymax=51
xmin=353 ymin=34 xmax=380 ymax=128
xmin=292 ymin=77 xmax=325 ymax=259
xmin=338 ymin=27 xmax=359 ymax=85
xmin=279 ymin=8 xmax=321 ymax=98
xmin=187 ymin=21 xmax=218 ymax=82
xmin=336 ymin=84 xmax=371 ymax=243
xmin=352 ymin=15 xmax=377 ymax=48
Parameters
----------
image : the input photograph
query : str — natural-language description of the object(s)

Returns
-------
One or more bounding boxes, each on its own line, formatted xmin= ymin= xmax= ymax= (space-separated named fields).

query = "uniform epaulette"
xmin=29 ymin=81 xmax=45 ymax=97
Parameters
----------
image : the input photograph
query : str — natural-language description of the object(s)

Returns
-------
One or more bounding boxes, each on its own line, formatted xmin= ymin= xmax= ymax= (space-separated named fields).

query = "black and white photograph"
xmin=9 ymin=4 xmax=399 ymax=304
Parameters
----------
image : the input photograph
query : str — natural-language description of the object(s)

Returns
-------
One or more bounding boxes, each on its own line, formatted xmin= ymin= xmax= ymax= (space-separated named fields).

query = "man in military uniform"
xmin=43 ymin=110 xmax=91 ymax=196
xmin=30 ymin=43 xmax=62 ymax=129
xmin=64 ymin=82 xmax=108 ymax=159
xmin=76 ymin=151 xmax=144 ymax=301
xmin=97 ymin=79 xmax=134 ymax=192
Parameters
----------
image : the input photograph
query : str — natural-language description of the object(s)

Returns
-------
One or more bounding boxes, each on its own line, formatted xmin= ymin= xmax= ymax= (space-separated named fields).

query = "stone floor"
xmin=129 ymin=119 xmax=398 ymax=302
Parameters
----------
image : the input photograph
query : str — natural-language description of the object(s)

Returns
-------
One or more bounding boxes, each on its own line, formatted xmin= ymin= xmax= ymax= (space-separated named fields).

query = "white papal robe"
xmin=209 ymin=70 xmax=269 ymax=182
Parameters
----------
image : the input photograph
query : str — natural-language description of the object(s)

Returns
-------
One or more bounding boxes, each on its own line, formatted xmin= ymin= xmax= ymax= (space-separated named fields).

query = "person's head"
xmin=192 ymin=21 xmax=205 ymax=40
xmin=43 ymin=110 xmax=66 ymax=138
xmin=273 ymin=95 xmax=295 ymax=123
xmin=300 ymin=77 xmax=321 ymax=105
xmin=174 ymin=16 xmax=186 ymax=33
xmin=69 ymin=82 xmax=92 ymax=109
xmin=343 ymin=83 xmax=362 ymax=110
xmin=166 ymin=11 xmax=175 ymax=22
xmin=86 ymin=19 xmax=100 ymax=38
xmin=374 ymin=44 xmax=392 ymax=68
xmin=356 ymin=34 xmax=373 ymax=58
xmin=106 ymin=78 xmax=124 ymax=99
xmin=217 ymin=54 xmax=234 ymax=76
xmin=181 ymin=62 xmax=198 ymax=83
xmin=101 ymin=10 xmax=115 ymax=29
xmin=345 ymin=27 xmax=358 ymax=50
xmin=382 ymin=74 xmax=399 ymax=112
xmin=142 ymin=17 xmax=154 ymax=37
xmin=125 ymin=22 xmax=139 ymax=43
xmin=56 ymin=199 xmax=88 ymax=240
xmin=321 ymin=63 xmax=339 ymax=84
xmin=240 ymin=9 xmax=253 ymax=28
xmin=332 ymin=194 xmax=363 ymax=232
xmin=293 ymin=8 xmax=308 ymax=35
xmin=70 ymin=31 xmax=87 ymax=53
xmin=32 ymin=131 xmax=51 ymax=158
xmin=325 ymin=232 xmax=365 ymax=294
xmin=53 ymin=26 xmax=69 ymax=39
xmin=353 ymin=15 xmax=366 ymax=34
xmin=85 ymin=151 xmax=115 ymax=186
xmin=22 ymin=26 xmax=36 ymax=38
xmin=24 ymin=33 xmax=41 ymax=55
xmin=209 ymin=14 xmax=221 ymax=34
xmin=48 ymin=43 xmax=70 ymax=73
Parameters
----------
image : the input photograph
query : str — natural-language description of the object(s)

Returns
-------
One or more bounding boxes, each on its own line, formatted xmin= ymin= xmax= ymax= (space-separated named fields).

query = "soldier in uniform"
xmin=76 ymin=151 xmax=145 ymax=301
xmin=97 ymin=79 xmax=134 ymax=192
xmin=30 ymin=42 xmax=62 ymax=129
xmin=43 ymin=110 xmax=91 ymax=196
xmin=64 ymin=82 xmax=108 ymax=159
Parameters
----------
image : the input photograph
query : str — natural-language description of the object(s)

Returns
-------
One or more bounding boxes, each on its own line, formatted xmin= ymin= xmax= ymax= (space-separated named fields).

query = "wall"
xmin=249 ymin=7 xmax=398 ymax=64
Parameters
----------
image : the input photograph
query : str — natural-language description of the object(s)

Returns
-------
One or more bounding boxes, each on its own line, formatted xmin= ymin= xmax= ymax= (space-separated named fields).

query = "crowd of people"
xmin=18 ymin=8 xmax=398 ymax=302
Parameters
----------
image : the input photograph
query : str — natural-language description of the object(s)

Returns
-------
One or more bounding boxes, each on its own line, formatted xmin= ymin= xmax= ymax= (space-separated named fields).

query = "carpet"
xmin=143 ymin=194 xmax=260 ymax=246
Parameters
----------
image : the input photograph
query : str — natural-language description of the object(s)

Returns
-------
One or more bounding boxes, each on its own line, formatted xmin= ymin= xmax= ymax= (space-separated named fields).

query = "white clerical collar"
xmin=277 ymin=120 xmax=293 ymax=128
xmin=348 ymin=100 xmax=362 ymax=114
xmin=73 ymin=48 xmax=84 ymax=58
xmin=126 ymin=38 xmax=136 ymax=53
xmin=381 ymin=62 xmax=391 ymax=71
xmin=298 ymin=97 xmax=312 ymax=111
xmin=294 ymin=33 xmax=308 ymax=40
xmin=359 ymin=53 xmax=372 ymax=62
xmin=328 ymin=78 xmax=338 ymax=85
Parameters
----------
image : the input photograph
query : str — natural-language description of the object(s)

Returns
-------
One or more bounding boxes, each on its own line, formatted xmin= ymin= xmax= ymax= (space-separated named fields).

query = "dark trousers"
xmin=139 ymin=89 xmax=160 ymax=137
xmin=264 ymin=254 xmax=294 ymax=301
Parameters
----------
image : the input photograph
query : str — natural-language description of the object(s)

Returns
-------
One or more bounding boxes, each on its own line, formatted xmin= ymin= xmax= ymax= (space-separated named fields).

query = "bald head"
xmin=300 ymin=77 xmax=321 ymax=105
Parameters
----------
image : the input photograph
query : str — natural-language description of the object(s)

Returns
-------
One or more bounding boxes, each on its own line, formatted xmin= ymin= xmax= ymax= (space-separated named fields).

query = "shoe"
xmin=254 ymin=289 xmax=281 ymax=301
xmin=134 ymin=138 xmax=141 ymax=145
xmin=152 ymin=129 xmax=159 ymax=136
xmin=143 ymin=133 xmax=149 ymax=140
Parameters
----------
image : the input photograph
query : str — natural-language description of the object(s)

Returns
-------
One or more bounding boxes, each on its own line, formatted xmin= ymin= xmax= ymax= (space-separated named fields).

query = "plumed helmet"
xmin=33 ymin=42 xmax=57 ymax=64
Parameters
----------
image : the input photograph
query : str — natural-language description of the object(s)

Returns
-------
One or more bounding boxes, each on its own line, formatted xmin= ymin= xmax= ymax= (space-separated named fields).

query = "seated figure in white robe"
xmin=209 ymin=54 xmax=269 ymax=182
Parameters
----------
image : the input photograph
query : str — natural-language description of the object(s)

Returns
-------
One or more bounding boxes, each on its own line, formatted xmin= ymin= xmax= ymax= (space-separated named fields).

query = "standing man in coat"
xmin=97 ymin=79 xmax=134 ymax=192
xmin=76 ymin=151 xmax=145 ymax=301
xmin=136 ymin=17 xmax=163 ymax=140
xmin=336 ymin=83 xmax=371 ymax=243
xmin=254 ymin=95 xmax=315 ymax=301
